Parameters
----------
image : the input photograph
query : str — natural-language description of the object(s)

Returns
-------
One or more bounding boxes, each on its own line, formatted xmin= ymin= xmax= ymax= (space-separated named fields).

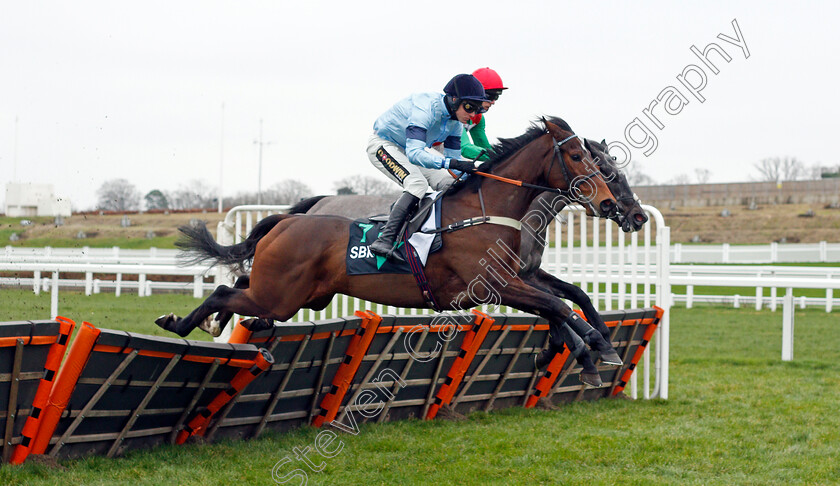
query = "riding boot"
xmin=369 ymin=192 xmax=420 ymax=262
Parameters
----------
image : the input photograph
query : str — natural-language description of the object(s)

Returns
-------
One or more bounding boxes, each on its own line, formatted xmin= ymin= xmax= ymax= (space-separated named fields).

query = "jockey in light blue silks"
xmin=366 ymin=74 xmax=489 ymax=261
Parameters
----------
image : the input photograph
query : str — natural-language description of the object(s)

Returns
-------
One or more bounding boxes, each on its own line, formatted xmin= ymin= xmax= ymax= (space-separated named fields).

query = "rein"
xmin=412 ymin=132 xmax=603 ymax=236
xmin=471 ymin=133 xmax=595 ymax=196
xmin=418 ymin=133 xmax=590 ymax=236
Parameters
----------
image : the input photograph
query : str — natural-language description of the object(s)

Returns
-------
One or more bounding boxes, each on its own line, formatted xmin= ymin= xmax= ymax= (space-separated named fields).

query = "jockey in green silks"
xmin=460 ymin=67 xmax=508 ymax=162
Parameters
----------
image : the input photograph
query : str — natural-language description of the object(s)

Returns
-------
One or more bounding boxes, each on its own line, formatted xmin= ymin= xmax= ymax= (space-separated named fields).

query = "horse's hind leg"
xmin=205 ymin=275 xmax=251 ymax=336
xmin=156 ymin=284 xmax=267 ymax=338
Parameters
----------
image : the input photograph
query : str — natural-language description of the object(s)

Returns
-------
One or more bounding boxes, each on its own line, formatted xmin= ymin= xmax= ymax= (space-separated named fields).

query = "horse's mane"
xmin=447 ymin=116 xmax=572 ymax=195
xmin=288 ymin=195 xmax=330 ymax=214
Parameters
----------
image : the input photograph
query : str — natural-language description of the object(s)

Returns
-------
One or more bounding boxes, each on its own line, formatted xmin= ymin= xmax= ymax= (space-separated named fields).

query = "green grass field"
xmin=0 ymin=290 xmax=838 ymax=485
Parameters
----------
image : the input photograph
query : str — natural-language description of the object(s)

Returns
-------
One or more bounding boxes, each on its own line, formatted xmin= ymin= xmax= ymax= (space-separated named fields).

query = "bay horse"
xmin=287 ymin=136 xmax=648 ymax=352
xmin=157 ymin=117 xmax=619 ymax=385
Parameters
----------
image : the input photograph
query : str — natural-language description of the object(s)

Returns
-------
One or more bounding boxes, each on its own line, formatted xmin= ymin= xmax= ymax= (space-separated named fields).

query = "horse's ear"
xmin=600 ymin=139 xmax=606 ymax=145
xmin=541 ymin=117 xmax=554 ymax=133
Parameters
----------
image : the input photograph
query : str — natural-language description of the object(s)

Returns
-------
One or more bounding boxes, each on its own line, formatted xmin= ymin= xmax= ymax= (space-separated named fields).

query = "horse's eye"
xmin=571 ymin=154 xmax=582 ymax=162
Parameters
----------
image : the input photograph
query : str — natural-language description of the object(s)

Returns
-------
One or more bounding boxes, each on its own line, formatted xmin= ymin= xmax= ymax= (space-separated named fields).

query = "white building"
xmin=4 ymin=183 xmax=72 ymax=217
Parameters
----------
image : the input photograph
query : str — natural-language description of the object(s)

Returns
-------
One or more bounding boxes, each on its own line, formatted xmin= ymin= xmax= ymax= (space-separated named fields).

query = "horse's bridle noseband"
xmin=467 ymin=130 xmax=605 ymax=206
xmin=551 ymin=133 xmax=601 ymax=199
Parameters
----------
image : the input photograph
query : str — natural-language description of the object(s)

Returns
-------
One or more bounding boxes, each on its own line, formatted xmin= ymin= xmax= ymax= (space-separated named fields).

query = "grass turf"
xmin=0 ymin=293 xmax=837 ymax=484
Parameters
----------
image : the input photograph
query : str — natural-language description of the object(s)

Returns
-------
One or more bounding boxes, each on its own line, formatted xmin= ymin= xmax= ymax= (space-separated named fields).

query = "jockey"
xmin=367 ymin=73 xmax=489 ymax=261
xmin=461 ymin=67 xmax=508 ymax=162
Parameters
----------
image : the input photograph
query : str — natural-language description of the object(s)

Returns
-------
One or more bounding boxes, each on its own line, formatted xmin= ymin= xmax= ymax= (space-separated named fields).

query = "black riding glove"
xmin=447 ymin=158 xmax=476 ymax=174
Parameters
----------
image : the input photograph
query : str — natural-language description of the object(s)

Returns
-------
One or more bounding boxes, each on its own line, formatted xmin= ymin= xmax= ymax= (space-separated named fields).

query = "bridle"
xmin=423 ymin=130 xmax=607 ymax=235
xmin=551 ymin=133 xmax=601 ymax=198
xmin=471 ymin=131 xmax=603 ymax=205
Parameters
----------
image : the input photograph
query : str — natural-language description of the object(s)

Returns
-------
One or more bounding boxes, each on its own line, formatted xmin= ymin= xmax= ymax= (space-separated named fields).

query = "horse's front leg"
xmin=498 ymin=280 xmax=605 ymax=387
xmin=529 ymin=269 xmax=612 ymax=343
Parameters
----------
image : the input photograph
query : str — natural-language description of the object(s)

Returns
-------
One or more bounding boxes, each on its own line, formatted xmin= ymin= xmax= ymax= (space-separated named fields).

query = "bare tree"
xmin=226 ymin=191 xmax=260 ymax=206
xmin=694 ymin=168 xmax=712 ymax=184
xmin=333 ymin=175 xmax=398 ymax=196
xmin=168 ymin=180 xmax=217 ymax=210
xmin=668 ymin=173 xmax=693 ymax=185
xmin=96 ymin=179 xmax=141 ymax=211
xmin=753 ymin=156 xmax=805 ymax=182
xmin=262 ymin=179 xmax=314 ymax=205
xmin=624 ymin=161 xmax=656 ymax=186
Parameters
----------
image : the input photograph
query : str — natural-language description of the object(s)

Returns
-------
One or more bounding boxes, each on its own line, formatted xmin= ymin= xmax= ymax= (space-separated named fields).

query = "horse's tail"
xmin=288 ymin=195 xmax=330 ymax=214
xmin=176 ymin=214 xmax=288 ymax=271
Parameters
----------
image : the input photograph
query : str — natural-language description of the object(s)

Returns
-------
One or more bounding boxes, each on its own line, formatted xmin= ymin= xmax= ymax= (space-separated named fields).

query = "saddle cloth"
xmin=346 ymin=193 xmax=443 ymax=276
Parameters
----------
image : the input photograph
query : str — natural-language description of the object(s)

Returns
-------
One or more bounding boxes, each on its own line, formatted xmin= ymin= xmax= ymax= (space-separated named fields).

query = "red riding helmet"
xmin=472 ymin=67 xmax=508 ymax=91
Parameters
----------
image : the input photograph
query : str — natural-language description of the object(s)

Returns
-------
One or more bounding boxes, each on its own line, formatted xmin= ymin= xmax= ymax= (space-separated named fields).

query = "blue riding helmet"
xmin=443 ymin=74 xmax=490 ymax=103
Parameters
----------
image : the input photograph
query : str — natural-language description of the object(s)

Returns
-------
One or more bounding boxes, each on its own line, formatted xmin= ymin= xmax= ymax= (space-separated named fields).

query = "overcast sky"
xmin=1 ymin=1 xmax=837 ymax=211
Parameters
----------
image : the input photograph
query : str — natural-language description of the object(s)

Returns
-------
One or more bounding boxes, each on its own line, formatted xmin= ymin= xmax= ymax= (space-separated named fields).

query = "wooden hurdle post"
xmin=425 ymin=310 xmax=494 ymax=420
xmin=312 ymin=311 xmax=382 ymax=428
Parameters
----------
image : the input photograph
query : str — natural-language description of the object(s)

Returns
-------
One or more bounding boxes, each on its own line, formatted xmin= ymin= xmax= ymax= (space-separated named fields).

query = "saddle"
xmin=345 ymin=193 xmax=443 ymax=276
xmin=370 ymin=193 xmax=443 ymax=256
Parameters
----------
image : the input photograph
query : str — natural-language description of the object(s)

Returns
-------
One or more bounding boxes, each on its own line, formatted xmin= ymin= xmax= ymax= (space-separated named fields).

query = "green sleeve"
xmin=460 ymin=116 xmax=493 ymax=161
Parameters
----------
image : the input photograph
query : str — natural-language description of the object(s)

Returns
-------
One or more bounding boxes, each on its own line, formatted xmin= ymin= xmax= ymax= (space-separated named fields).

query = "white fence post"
xmin=593 ymin=217 xmax=600 ymax=308
xmin=782 ymin=287 xmax=794 ymax=361
xmin=605 ymin=221 xmax=613 ymax=311
xmin=686 ymin=282 xmax=694 ymax=309
xmin=50 ymin=271 xmax=59 ymax=319
xmin=617 ymin=227 xmax=625 ymax=309
xmin=657 ymin=225 xmax=671 ymax=400
xmin=85 ymin=271 xmax=93 ymax=296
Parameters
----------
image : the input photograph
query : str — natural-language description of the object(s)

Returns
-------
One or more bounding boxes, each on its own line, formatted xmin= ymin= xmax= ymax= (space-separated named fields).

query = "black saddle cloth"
xmin=345 ymin=195 xmax=443 ymax=276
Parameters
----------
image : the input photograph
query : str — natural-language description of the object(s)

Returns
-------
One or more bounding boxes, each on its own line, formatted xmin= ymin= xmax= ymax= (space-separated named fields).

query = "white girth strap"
xmin=484 ymin=216 xmax=522 ymax=231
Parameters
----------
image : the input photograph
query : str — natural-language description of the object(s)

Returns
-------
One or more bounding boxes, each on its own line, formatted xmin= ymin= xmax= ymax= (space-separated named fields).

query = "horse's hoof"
xmin=580 ymin=371 xmax=603 ymax=388
xmin=599 ymin=349 xmax=623 ymax=366
xmin=535 ymin=397 xmax=559 ymax=411
xmin=241 ymin=318 xmax=275 ymax=332
xmin=198 ymin=317 xmax=222 ymax=337
xmin=436 ymin=405 xmax=466 ymax=422
xmin=155 ymin=313 xmax=179 ymax=331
